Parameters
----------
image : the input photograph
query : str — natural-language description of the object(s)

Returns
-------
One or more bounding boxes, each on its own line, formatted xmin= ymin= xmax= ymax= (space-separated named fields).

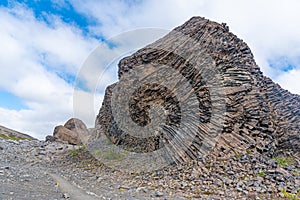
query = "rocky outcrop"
xmin=52 ymin=118 xmax=90 ymax=145
xmin=96 ymin=17 xmax=300 ymax=163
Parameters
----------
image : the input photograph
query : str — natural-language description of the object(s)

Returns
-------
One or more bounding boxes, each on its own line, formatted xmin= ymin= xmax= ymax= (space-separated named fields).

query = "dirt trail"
xmin=49 ymin=173 xmax=99 ymax=200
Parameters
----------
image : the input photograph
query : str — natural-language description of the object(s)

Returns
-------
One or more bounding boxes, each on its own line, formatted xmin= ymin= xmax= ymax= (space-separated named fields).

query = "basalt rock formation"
xmin=96 ymin=17 xmax=300 ymax=163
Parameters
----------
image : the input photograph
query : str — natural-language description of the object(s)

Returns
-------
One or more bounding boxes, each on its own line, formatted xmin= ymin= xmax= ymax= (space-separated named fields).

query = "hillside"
xmin=0 ymin=125 xmax=36 ymax=141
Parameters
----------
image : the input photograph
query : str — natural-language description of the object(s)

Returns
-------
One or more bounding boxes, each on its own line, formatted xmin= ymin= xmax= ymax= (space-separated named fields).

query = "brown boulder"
xmin=53 ymin=125 xmax=82 ymax=145
xmin=64 ymin=118 xmax=90 ymax=144
xmin=52 ymin=118 xmax=91 ymax=145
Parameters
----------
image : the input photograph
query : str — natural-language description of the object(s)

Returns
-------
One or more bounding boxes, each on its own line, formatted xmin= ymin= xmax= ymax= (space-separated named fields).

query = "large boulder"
xmin=52 ymin=118 xmax=90 ymax=145
xmin=95 ymin=16 xmax=300 ymax=163
xmin=53 ymin=125 xmax=81 ymax=145
xmin=64 ymin=118 xmax=90 ymax=144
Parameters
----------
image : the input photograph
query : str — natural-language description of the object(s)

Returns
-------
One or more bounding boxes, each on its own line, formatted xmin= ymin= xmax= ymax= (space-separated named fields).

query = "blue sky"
xmin=0 ymin=0 xmax=94 ymax=110
xmin=0 ymin=0 xmax=299 ymax=139
xmin=4 ymin=0 xmax=92 ymax=34
xmin=0 ymin=89 xmax=28 ymax=110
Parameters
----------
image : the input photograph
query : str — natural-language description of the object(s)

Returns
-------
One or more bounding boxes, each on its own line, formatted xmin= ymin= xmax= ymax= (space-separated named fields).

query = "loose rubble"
xmin=0 ymin=138 xmax=299 ymax=199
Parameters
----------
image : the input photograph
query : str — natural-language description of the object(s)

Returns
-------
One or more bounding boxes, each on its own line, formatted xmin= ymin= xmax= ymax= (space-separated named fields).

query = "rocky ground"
xmin=0 ymin=138 xmax=299 ymax=200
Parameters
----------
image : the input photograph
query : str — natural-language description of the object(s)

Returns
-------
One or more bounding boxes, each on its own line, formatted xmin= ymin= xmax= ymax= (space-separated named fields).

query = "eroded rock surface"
xmin=96 ymin=16 xmax=300 ymax=163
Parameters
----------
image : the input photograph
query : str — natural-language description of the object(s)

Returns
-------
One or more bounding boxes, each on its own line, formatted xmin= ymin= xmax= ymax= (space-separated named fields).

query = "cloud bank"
xmin=0 ymin=0 xmax=299 ymax=139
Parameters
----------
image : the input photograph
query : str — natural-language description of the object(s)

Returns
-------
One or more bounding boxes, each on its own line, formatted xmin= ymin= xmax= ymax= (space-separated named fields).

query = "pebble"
xmin=227 ymin=170 xmax=235 ymax=175
xmin=136 ymin=187 xmax=148 ymax=193
xmin=62 ymin=193 xmax=70 ymax=199
xmin=118 ymin=185 xmax=130 ymax=190
xmin=154 ymin=190 xmax=164 ymax=197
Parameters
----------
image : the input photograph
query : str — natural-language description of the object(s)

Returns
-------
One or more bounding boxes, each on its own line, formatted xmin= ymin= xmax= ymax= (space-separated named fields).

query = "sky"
xmin=0 ymin=0 xmax=299 ymax=139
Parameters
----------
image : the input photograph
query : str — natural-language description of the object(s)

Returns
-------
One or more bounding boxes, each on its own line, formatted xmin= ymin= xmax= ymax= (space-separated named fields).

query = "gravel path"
xmin=0 ymin=139 xmax=154 ymax=200
xmin=0 ymin=139 xmax=100 ymax=200
xmin=0 ymin=140 xmax=61 ymax=200
xmin=49 ymin=173 xmax=99 ymax=200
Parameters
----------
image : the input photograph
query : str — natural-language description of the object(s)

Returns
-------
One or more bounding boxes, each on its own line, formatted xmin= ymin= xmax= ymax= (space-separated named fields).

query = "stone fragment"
xmin=154 ymin=190 xmax=164 ymax=197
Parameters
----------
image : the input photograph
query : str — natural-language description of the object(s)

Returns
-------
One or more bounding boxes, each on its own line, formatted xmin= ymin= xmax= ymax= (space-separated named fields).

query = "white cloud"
xmin=0 ymin=1 xmax=299 ymax=139
xmin=275 ymin=69 xmax=300 ymax=94
xmin=0 ymin=4 xmax=97 ymax=139
xmin=70 ymin=0 xmax=300 ymax=94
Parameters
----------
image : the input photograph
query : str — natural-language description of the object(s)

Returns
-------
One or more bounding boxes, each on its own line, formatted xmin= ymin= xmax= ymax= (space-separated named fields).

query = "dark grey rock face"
xmin=96 ymin=17 xmax=300 ymax=163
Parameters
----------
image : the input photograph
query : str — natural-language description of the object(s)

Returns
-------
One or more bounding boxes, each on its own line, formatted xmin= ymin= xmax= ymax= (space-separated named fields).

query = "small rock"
xmin=236 ymin=187 xmax=243 ymax=192
xmin=39 ymin=150 xmax=46 ymax=155
xmin=227 ymin=170 xmax=235 ymax=175
xmin=260 ymin=188 xmax=266 ymax=193
xmin=45 ymin=135 xmax=57 ymax=143
xmin=217 ymin=190 xmax=225 ymax=195
xmin=236 ymin=180 xmax=244 ymax=187
xmin=278 ymin=192 xmax=285 ymax=198
xmin=267 ymin=160 xmax=278 ymax=168
xmin=118 ymin=185 xmax=130 ymax=190
xmin=214 ymin=180 xmax=222 ymax=187
xmin=181 ymin=182 xmax=188 ymax=188
xmin=136 ymin=187 xmax=148 ymax=193
xmin=62 ymin=193 xmax=70 ymax=199
xmin=266 ymin=170 xmax=280 ymax=175
xmin=275 ymin=176 xmax=285 ymax=182
xmin=255 ymin=187 xmax=262 ymax=193
xmin=8 ymin=140 xmax=19 ymax=145
xmin=154 ymin=190 xmax=164 ymax=197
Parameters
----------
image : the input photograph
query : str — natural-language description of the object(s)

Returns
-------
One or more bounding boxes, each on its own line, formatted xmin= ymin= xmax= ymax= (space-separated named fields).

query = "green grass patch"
xmin=257 ymin=170 xmax=266 ymax=178
xmin=106 ymin=137 xmax=113 ymax=145
xmin=70 ymin=145 xmax=87 ymax=157
xmin=291 ymin=170 xmax=299 ymax=176
xmin=70 ymin=149 xmax=79 ymax=157
xmin=281 ymin=189 xmax=300 ymax=200
xmin=272 ymin=157 xmax=295 ymax=167
xmin=92 ymin=149 xmax=101 ymax=156
xmin=204 ymin=162 xmax=211 ymax=169
xmin=80 ymin=145 xmax=87 ymax=151
xmin=246 ymin=149 xmax=252 ymax=154
xmin=103 ymin=148 xmax=124 ymax=161
xmin=0 ymin=134 xmax=22 ymax=141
